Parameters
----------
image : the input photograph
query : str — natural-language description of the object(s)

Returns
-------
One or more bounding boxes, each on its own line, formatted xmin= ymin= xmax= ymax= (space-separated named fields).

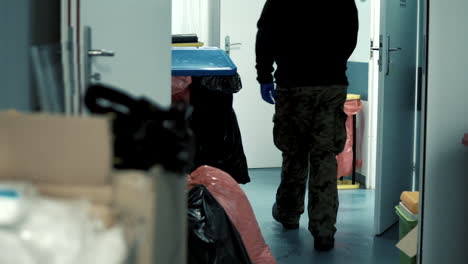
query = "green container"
xmin=395 ymin=205 xmax=418 ymax=264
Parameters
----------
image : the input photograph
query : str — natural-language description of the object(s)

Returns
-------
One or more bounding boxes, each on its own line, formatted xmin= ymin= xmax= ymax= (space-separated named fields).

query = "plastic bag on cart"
xmin=172 ymin=76 xmax=192 ymax=103
xmin=188 ymin=184 xmax=252 ymax=264
xmin=0 ymin=230 xmax=36 ymax=264
xmin=189 ymin=166 xmax=277 ymax=264
xmin=0 ymin=194 xmax=126 ymax=264
xmin=189 ymin=80 xmax=250 ymax=184
xmin=337 ymin=99 xmax=363 ymax=178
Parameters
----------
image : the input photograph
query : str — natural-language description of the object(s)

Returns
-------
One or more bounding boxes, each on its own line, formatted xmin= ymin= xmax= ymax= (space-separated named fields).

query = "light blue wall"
xmin=0 ymin=0 xmax=33 ymax=111
xmin=0 ymin=0 xmax=60 ymax=112
xmin=347 ymin=62 xmax=369 ymax=100
xmin=347 ymin=0 xmax=371 ymax=101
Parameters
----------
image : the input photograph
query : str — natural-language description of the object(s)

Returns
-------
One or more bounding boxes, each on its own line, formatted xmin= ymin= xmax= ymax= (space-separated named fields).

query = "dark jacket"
xmin=256 ymin=0 xmax=359 ymax=88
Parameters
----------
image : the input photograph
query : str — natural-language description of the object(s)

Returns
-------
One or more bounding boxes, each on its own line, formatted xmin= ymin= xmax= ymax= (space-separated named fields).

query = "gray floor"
xmin=242 ymin=168 xmax=399 ymax=264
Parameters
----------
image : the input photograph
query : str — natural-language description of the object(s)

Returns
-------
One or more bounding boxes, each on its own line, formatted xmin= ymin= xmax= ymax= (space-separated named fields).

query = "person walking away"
xmin=255 ymin=0 xmax=359 ymax=251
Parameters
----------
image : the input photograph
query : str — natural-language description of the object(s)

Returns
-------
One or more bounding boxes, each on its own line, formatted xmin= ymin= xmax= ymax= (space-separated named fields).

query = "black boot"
xmin=314 ymin=237 xmax=335 ymax=251
xmin=272 ymin=203 xmax=299 ymax=230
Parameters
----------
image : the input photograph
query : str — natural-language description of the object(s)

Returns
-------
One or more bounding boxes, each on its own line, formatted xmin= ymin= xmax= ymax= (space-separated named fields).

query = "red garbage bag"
xmin=172 ymin=76 xmax=192 ymax=103
xmin=189 ymin=166 xmax=277 ymax=264
xmin=337 ymin=99 xmax=363 ymax=178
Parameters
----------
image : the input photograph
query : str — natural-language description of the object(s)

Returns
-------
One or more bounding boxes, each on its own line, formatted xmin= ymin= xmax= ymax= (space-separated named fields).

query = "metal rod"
xmin=352 ymin=114 xmax=357 ymax=185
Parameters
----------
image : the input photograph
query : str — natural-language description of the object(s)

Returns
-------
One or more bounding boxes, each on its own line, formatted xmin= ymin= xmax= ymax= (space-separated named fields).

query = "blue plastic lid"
xmin=172 ymin=47 xmax=237 ymax=76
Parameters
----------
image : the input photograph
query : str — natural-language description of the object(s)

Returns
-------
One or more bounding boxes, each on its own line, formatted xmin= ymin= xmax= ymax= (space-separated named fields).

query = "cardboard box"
xmin=400 ymin=191 xmax=419 ymax=214
xmin=0 ymin=112 xmax=157 ymax=264
xmin=0 ymin=112 xmax=112 ymax=185
xmin=114 ymin=170 xmax=156 ymax=264
xmin=90 ymin=203 xmax=116 ymax=228
xmin=397 ymin=225 xmax=418 ymax=258
xmin=36 ymin=183 xmax=114 ymax=205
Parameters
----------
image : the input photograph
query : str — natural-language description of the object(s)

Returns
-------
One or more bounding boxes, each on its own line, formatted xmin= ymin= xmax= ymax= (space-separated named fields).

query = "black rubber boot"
xmin=314 ymin=237 xmax=335 ymax=251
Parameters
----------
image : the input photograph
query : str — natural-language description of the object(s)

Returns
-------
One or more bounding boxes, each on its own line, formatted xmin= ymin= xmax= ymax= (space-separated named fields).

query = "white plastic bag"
xmin=0 ymin=188 xmax=127 ymax=264
xmin=0 ymin=230 xmax=36 ymax=264
xmin=18 ymin=199 xmax=94 ymax=264
xmin=0 ymin=183 xmax=35 ymax=226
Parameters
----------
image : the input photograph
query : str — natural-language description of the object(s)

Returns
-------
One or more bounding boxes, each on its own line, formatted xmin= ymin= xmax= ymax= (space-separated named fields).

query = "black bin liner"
xmin=199 ymin=74 xmax=243 ymax=94
xmin=190 ymin=76 xmax=250 ymax=184
xmin=188 ymin=185 xmax=252 ymax=264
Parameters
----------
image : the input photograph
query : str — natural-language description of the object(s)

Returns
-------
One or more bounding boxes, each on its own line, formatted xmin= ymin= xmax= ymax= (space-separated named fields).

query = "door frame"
xmin=367 ymin=0 xmax=381 ymax=190
xmin=417 ymin=0 xmax=429 ymax=261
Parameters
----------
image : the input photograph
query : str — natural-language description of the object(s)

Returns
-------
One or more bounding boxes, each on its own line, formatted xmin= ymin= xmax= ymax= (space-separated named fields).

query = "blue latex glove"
xmin=260 ymin=83 xmax=276 ymax=104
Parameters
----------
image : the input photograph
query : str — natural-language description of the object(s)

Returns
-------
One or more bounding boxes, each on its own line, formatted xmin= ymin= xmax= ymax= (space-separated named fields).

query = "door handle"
xmin=371 ymin=47 xmax=380 ymax=51
xmin=88 ymin=49 xmax=115 ymax=57
xmin=386 ymin=36 xmax=402 ymax=76
xmin=463 ymin=134 xmax=468 ymax=146
xmin=83 ymin=26 xmax=116 ymax=114
xmin=225 ymin=36 xmax=242 ymax=55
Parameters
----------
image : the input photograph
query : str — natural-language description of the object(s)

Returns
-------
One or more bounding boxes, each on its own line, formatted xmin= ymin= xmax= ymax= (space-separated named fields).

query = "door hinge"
xmin=371 ymin=36 xmax=384 ymax=72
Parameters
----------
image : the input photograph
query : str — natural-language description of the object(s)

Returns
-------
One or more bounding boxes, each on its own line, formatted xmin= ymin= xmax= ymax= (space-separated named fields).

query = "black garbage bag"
xmin=84 ymin=84 xmax=195 ymax=173
xmin=188 ymin=185 xmax=252 ymax=264
xmin=172 ymin=34 xmax=198 ymax=44
xmin=190 ymin=77 xmax=250 ymax=184
xmin=199 ymin=73 xmax=242 ymax=94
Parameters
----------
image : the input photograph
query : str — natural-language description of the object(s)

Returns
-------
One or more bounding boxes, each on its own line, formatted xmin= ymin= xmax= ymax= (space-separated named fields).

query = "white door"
xmin=79 ymin=0 xmax=172 ymax=109
xmin=221 ymin=0 xmax=282 ymax=168
xmin=78 ymin=1 xmax=179 ymax=262
xmin=61 ymin=1 xmax=185 ymax=263
xmin=374 ymin=0 xmax=418 ymax=234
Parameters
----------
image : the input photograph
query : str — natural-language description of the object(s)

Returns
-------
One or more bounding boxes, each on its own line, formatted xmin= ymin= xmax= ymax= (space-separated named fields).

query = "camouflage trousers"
xmin=273 ymin=85 xmax=348 ymax=239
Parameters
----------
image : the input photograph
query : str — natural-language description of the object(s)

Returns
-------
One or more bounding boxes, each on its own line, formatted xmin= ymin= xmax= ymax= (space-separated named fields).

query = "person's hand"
xmin=260 ymin=83 xmax=276 ymax=104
